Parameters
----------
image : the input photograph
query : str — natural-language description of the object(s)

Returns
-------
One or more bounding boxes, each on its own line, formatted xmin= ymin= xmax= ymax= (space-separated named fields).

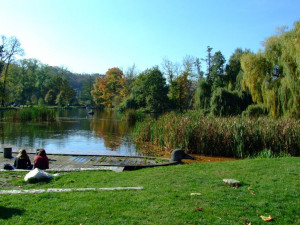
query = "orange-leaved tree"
xmin=92 ymin=67 xmax=127 ymax=108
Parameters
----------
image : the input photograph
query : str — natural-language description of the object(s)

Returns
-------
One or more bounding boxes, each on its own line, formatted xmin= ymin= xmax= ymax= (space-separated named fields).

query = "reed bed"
xmin=133 ymin=111 xmax=300 ymax=158
xmin=2 ymin=107 xmax=56 ymax=122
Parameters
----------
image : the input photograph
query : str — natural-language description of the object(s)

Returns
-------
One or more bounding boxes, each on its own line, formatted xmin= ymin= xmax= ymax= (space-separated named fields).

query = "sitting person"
xmin=34 ymin=149 xmax=49 ymax=170
xmin=14 ymin=149 xmax=33 ymax=169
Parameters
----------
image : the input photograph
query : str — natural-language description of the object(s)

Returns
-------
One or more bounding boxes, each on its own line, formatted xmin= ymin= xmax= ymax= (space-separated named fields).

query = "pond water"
xmin=0 ymin=109 xmax=142 ymax=156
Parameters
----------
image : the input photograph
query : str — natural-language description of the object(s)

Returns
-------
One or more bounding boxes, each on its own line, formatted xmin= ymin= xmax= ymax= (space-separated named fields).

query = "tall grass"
xmin=2 ymin=107 xmax=56 ymax=122
xmin=133 ymin=111 xmax=300 ymax=158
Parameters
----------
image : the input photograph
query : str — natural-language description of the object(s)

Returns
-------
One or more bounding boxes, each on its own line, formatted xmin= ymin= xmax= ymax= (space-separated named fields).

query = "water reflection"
xmin=0 ymin=109 xmax=141 ymax=156
xmin=90 ymin=110 xmax=130 ymax=150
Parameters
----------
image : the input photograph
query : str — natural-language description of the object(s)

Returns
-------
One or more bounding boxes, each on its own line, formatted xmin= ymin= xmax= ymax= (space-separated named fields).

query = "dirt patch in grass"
xmin=183 ymin=154 xmax=237 ymax=164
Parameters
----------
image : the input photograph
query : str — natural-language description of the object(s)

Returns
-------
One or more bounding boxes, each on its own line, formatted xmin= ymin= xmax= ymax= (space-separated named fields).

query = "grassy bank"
xmin=133 ymin=112 xmax=300 ymax=158
xmin=0 ymin=157 xmax=299 ymax=224
xmin=1 ymin=107 xmax=56 ymax=122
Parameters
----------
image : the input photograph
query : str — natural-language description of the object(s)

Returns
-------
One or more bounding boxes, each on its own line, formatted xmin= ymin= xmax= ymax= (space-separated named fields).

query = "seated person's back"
xmin=14 ymin=149 xmax=32 ymax=169
xmin=34 ymin=149 xmax=49 ymax=170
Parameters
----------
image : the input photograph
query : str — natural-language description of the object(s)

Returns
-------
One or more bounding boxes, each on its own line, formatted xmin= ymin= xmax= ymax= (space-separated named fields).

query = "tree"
xmin=55 ymin=91 xmax=67 ymax=106
xmin=194 ymin=57 xmax=204 ymax=79
xmin=45 ymin=90 xmax=56 ymax=105
xmin=194 ymin=78 xmax=212 ymax=110
xmin=204 ymin=46 xmax=213 ymax=78
xmin=0 ymin=45 xmax=4 ymax=75
xmin=12 ymin=59 xmax=40 ymax=105
xmin=240 ymin=20 xmax=300 ymax=117
xmin=161 ymin=58 xmax=181 ymax=84
xmin=263 ymin=21 xmax=300 ymax=117
xmin=0 ymin=36 xmax=24 ymax=106
xmin=91 ymin=67 xmax=127 ymax=108
xmin=210 ymin=51 xmax=226 ymax=91
xmin=241 ymin=53 xmax=271 ymax=104
xmin=210 ymin=88 xmax=243 ymax=116
xmin=80 ymin=75 xmax=95 ymax=105
xmin=182 ymin=55 xmax=195 ymax=75
xmin=169 ymin=72 xmax=190 ymax=112
xmin=131 ymin=67 xmax=169 ymax=113
xmin=225 ymin=48 xmax=251 ymax=91
xmin=125 ymin=64 xmax=138 ymax=90
xmin=45 ymin=76 xmax=76 ymax=106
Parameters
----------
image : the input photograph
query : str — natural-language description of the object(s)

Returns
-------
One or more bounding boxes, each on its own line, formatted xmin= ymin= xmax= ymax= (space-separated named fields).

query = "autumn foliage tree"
xmin=92 ymin=67 xmax=127 ymax=108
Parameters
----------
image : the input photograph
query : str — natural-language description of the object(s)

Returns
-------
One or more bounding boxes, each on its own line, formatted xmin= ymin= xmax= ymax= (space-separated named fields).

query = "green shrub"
xmin=123 ymin=109 xmax=146 ymax=123
xmin=242 ymin=104 xmax=268 ymax=117
xmin=253 ymin=148 xmax=291 ymax=158
xmin=118 ymin=96 xmax=138 ymax=112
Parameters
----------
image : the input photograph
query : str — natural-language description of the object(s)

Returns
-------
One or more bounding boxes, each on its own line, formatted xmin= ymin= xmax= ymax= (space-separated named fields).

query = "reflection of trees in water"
xmin=0 ymin=109 xmax=134 ymax=152
xmin=0 ymin=120 xmax=78 ymax=150
xmin=90 ymin=110 xmax=130 ymax=150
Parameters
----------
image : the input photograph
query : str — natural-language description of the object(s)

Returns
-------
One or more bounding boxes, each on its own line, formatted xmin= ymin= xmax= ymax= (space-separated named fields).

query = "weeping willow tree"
xmin=241 ymin=20 xmax=300 ymax=117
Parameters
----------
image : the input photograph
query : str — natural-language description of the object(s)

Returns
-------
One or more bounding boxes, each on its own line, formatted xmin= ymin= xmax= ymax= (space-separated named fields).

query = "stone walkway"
xmin=0 ymin=187 xmax=144 ymax=194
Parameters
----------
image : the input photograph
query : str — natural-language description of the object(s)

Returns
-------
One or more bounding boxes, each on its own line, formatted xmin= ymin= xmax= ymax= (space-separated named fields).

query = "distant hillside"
xmin=50 ymin=66 xmax=104 ymax=91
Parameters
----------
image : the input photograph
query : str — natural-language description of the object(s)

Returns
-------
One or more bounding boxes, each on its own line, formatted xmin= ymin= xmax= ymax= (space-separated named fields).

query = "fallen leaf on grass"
xmin=251 ymin=191 xmax=255 ymax=195
xmin=260 ymin=215 xmax=274 ymax=222
xmin=190 ymin=193 xmax=202 ymax=196
xmin=195 ymin=207 xmax=202 ymax=211
xmin=248 ymin=186 xmax=253 ymax=190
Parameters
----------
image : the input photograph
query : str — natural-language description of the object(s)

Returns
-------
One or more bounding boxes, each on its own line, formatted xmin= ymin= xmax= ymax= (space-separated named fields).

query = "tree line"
xmin=0 ymin=38 xmax=100 ymax=107
xmin=1 ymin=20 xmax=299 ymax=117
xmin=92 ymin=21 xmax=299 ymax=118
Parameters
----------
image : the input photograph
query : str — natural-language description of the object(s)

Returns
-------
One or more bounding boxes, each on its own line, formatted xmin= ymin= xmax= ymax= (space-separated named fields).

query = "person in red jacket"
xmin=34 ymin=149 xmax=49 ymax=170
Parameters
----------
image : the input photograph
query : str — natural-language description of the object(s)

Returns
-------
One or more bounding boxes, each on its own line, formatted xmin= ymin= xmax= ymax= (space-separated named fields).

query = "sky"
xmin=1 ymin=0 xmax=299 ymax=75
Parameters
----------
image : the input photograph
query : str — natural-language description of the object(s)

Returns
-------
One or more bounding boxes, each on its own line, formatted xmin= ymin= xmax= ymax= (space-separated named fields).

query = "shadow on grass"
xmin=27 ymin=177 xmax=53 ymax=184
xmin=0 ymin=206 xmax=24 ymax=219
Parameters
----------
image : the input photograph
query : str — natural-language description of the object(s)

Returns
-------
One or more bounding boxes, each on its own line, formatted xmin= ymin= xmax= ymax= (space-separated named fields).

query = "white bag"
xmin=24 ymin=168 xmax=54 ymax=182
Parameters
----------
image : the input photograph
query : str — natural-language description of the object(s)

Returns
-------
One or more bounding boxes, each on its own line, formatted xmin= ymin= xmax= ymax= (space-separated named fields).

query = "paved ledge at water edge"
xmin=0 ymin=152 xmax=178 ymax=172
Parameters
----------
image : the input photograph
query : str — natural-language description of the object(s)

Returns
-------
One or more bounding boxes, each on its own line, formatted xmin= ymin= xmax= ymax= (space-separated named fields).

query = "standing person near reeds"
xmin=34 ymin=149 xmax=49 ymax=170
xmin=14 ymin=149 xmax=33 ymax=169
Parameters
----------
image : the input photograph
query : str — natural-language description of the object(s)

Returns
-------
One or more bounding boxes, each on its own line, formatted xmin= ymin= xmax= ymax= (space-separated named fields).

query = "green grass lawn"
xmin=0 ymin=157 xmax=299 ymax=224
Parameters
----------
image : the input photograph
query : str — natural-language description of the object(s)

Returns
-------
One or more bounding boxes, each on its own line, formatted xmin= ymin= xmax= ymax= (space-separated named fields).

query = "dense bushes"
xmin=133 ymin=111 xmax=300 ymax=158
xmin=242 ymin=104 xmax=268 ymax=117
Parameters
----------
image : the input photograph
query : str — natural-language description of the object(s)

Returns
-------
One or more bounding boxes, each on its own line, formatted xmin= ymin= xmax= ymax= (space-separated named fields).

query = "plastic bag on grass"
xmin=24 ymin=168 xmax=54 ymax=182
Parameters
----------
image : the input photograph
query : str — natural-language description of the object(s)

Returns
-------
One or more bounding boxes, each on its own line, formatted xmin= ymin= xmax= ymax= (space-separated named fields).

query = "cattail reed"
xmin=133 ymin=111 xmax=300 ymax=158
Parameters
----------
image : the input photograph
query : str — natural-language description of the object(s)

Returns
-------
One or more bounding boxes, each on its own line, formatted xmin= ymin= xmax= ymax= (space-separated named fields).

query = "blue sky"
xmin=1 ymin=0 xmax=299 ymax=74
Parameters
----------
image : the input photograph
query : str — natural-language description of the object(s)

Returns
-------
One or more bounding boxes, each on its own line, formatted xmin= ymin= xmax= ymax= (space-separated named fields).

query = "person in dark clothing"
xmin=34 ymin=149 xmax=49 ymax=170
xmin=14 ymin=149 xmax=33 ymax=169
